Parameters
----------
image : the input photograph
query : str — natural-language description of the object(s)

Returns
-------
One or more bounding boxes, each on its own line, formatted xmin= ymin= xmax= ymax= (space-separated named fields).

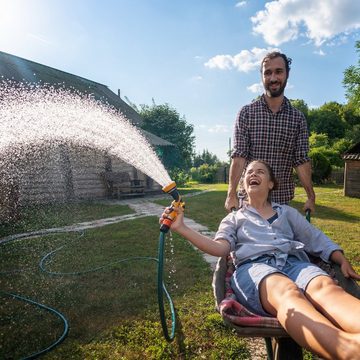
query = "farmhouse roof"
xmin=343 ymin=141 xmax=360 ymax=161
xmin=0 ymin=51 xmax=173 ymax=147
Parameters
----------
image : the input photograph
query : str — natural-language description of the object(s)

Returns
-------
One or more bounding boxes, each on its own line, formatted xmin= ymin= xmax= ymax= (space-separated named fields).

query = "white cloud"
xmin=204 ymin=47 xmax=279 ymax=72
xmin=251 ymin=0 xmax=360 ymax=46
xmin=235 ymin=1 xmax=247 ymax=8
xmin=190 ymin=75 xmax=203 ymax=81
xmin=314 ymin=49 xmax=326 ymax=56
xmin=208 ymin=125 xmax=230 ymax=133
xmin=247 ymin=82 xmax=263 ymax=94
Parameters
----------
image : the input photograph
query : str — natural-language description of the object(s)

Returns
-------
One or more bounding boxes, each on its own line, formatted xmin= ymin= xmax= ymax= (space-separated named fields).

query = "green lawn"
xmin=0 ymin=202 xmax=135 ymax=238
xmin=0 ymin=184 xmax=359 ymax=359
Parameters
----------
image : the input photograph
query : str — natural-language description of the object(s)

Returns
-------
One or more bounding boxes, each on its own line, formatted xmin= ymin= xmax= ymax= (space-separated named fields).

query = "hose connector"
xmin=160 ymin=181 xmax=185 ymax=233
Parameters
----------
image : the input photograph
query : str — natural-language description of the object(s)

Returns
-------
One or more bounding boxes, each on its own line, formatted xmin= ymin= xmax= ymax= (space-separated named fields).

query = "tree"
xmin=345 ymin=124 xmax=360 ymax=144
xmin=139 ymin=102 xmax=195 ymax=170
xmin=309 ymin=132 xmax=330 ymax=149
xmin=343 ymin=40 xmax=360 ymax=109
xmin=343 ymin=101 xmax=360 ymax=127
xmin=193 ymin=149 xmax=220 ymax=167
xmin=308 ymin=108 xmax=346 ymax=140
xmin=290 ymin=99 xmax=309 ymax=118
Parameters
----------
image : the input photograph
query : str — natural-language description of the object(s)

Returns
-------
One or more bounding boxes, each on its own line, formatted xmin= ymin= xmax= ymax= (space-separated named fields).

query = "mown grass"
xmin=0 ymin=201 xmax=135 ymax=238
xmin=0 ymin=184 xmax=359 ymax=359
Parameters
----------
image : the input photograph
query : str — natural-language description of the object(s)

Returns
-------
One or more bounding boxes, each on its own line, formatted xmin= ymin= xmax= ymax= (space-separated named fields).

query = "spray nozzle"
xmin=162 ymin=181 xmax=180 ymax=202
xmin=160 ymin=181 xmax=185 ymax=233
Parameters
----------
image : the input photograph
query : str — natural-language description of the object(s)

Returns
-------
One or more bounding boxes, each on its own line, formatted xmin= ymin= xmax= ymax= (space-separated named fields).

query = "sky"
xmin=0 ymin=0 xmax=360 ymax=162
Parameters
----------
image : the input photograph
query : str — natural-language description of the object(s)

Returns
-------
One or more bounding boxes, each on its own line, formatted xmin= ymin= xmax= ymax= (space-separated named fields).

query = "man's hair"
xmin=261 ymin=51 xmax=292 ymax=76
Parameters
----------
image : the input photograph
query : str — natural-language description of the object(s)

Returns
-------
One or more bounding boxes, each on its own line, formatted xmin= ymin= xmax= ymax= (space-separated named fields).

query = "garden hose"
xmin=1 ymin=291 xmax=69 ymax=360
xmin=157 ymin=231 xmax=176 ymax=342
xmin=2 ymin=182 xmax=183 ymax=357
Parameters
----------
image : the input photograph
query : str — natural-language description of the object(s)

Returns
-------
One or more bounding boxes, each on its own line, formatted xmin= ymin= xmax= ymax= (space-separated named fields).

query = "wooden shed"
xmin=343 ymin=142 xmax=360 ymax=198
xmin=0 ymin=51 xmax=174 ymax=215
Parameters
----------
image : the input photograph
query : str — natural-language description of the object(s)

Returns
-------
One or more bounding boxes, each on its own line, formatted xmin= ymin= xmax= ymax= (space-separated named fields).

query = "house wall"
xmin=344 ymin=160 xmax=360 ymax=198
xmin=8 ymin=143 xmax=160 ymax=207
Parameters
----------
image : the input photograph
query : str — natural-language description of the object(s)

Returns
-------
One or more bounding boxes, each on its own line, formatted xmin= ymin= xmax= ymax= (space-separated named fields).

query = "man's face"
xmin=262 ymin=56 xmax=288 ymax=98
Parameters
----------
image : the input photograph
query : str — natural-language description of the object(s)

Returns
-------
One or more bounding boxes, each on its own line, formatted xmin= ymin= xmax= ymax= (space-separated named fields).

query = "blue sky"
xmin=1 ymin=0 xmax=360 ymax=161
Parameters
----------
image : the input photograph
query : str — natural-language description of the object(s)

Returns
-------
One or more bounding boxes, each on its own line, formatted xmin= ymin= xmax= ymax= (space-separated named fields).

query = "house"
xmin=343 ymin=141 xmax=360 ymax=198
xmin=0 ymin=51 xmax=173 ymax=215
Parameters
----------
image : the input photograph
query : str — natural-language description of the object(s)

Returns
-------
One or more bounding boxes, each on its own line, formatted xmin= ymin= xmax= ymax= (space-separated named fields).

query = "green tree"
xmin=290 ymin=99 xmax=309 ymax=118
xmin=193 ymin=149 xmax=220 ymax=167
xmin=308 ymin=108 xmax=346 ymax=140
xmin=309 ymin=132 xmax=330 ymax=149
xmin=139 ymin=102 xmax=195 ymax=170
xmin=345 ymin=124 xmax=360 ymax=144
xmin=343 ymin=101 xmax=360 ymax=127
xmin=343 ymin=40 xmax=360 ymax=108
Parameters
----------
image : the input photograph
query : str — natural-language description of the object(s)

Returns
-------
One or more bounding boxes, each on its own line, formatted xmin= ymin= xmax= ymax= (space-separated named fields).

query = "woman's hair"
xmin=239 ymin=160 xmax=278 ymax=202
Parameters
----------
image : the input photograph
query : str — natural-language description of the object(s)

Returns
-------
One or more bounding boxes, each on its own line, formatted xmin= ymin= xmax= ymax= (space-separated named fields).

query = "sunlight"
xmin=0 ymin=0 xmax=25 ymax=30
xmin=0 ymin=0 xmax=51 ymax=55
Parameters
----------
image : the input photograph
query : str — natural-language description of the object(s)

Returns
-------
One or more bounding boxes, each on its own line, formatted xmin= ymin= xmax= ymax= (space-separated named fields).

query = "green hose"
xmin=40 ymin=232 xmax=177 ymax=341
xmin=1 ymin=291 xmax=69 ymax=360
xmin=1 ymin=228 xmax=177 ymax=359
xmin=157 ymin=231 xmax=176 ymax=342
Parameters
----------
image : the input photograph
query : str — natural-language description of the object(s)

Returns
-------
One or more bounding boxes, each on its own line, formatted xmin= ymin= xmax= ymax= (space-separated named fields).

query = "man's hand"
xmin=303 ymin=198 xmax=315 ymax=213
xmin=295 ymin=162 xmax=316 ymax=214
xmin=225 ymin=156 xmax=246 ymax=212
xmin=225 ymin=193 xmax=239 ymax=212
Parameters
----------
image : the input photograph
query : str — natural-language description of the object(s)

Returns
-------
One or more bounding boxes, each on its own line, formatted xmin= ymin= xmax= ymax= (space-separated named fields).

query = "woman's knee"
xmin=260 ymin=274 xmax=302 ymax=313
xmin=305 ymin=275 xmax=342 ymax=303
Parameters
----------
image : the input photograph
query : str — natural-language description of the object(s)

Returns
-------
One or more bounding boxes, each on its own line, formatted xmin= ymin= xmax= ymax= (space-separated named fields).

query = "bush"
xmin=190 ymin=164 xmax=218 ymax=183
xmin=309 ymin=149 xmax=332 ymax=184
xmin=168 ymin=168 xmax=190 ymax=187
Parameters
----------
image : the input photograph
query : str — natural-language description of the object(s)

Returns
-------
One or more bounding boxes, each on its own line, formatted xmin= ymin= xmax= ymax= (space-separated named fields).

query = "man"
xmin=225 ymin=51 xmax=315 ymax=213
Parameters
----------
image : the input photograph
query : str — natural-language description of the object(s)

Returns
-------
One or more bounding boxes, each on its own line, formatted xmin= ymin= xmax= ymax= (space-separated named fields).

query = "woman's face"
xmin=244 ymin=161 xmax=274 ymax=196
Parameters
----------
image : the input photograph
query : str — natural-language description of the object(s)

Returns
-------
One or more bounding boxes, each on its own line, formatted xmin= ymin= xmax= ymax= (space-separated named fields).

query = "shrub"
xmin=190 ymin=164 xmax=218 ymax=183
xmin=168 ymin=168 xmax=190 ymax=187
xmin=309 ymin=149 xmax=332 ymax=184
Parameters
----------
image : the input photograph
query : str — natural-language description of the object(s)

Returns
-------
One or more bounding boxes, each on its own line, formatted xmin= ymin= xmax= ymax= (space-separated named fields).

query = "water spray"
xmin=157 ymin=181 xmax=185 ymax=342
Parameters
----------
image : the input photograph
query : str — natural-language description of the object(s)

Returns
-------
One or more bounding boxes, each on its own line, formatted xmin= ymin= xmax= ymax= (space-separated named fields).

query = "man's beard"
xmin=265 ymin=79 xmax=287 ymax=98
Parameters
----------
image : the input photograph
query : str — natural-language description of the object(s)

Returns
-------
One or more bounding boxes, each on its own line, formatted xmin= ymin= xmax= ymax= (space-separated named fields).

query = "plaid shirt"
xmin=232 ymin=95 xmax=310 ymax=204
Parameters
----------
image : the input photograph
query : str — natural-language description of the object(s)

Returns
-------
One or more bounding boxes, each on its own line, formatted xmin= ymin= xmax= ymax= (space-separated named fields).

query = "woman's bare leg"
xmin=305 ymin=275 xmax=360 ymax=333
xmin=260 ymin=273 xmax=360 ymax=360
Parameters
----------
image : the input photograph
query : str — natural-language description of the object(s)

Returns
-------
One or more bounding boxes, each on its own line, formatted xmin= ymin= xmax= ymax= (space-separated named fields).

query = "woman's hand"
xmin=339 ymin=259 xmax=360 ymax=281
xmin=159 ymin=205 xmax=184 ymax=232
xmin=331 ymin=250 xmax=360 ymax=281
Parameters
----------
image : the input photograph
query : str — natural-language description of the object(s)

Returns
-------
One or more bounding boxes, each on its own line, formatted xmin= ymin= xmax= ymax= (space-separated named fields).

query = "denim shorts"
xmin=230 ymin=255 xmax=329 ymax=317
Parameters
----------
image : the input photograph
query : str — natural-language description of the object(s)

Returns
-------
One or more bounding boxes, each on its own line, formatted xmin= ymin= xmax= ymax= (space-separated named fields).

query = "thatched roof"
xmin=0 ymin=51 xmax=173 ymax=147
xmin=343 ymin=142 xmax=360 ymax=161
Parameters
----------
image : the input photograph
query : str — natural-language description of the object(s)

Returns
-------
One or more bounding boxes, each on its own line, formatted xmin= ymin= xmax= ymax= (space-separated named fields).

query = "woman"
xmin=160 ymin=160 xmax=360 ymax=360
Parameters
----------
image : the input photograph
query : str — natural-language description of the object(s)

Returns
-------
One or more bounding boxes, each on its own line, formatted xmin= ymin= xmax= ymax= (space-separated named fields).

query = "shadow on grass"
xmin=290 ymin=199 xmax=360 ymax=223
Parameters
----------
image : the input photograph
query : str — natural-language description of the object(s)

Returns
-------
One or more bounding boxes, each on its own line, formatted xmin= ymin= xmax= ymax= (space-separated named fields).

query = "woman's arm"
xmin=160 ymin=207 xmax=231 ymax=257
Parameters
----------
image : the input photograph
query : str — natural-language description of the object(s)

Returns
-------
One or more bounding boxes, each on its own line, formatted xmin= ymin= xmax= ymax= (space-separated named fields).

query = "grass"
xmin=0 ymin=201 xmax=135 ymax=238
xmin=0 ymin=184 xmax=359 ymax=359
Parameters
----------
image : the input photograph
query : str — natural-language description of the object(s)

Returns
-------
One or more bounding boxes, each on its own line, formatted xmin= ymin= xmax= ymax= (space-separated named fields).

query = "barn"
xmin=343 ymin=141 xmax=360 ymax=198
